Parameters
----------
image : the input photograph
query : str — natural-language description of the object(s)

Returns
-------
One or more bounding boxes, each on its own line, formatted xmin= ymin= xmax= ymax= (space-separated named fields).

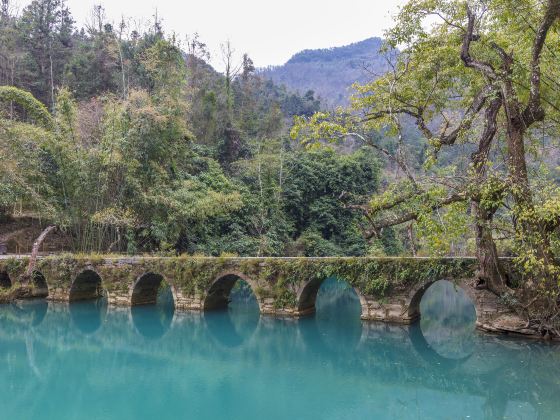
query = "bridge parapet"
xmin=0 ymin=256 xmax=516 ymax=328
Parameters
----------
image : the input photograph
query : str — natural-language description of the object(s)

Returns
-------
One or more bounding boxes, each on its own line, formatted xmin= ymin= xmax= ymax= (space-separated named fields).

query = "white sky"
xmin=14 ymin=0 xmax=406 ymax=70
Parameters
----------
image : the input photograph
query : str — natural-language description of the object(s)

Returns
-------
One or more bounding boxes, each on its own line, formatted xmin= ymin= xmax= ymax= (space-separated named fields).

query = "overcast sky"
xmin=14 ymin=0 xmax=406 ymax=70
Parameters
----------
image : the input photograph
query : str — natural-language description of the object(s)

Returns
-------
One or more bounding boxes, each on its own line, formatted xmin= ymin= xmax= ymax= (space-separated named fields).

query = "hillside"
xmin=259 ymin=37 xmax=388 ymax=107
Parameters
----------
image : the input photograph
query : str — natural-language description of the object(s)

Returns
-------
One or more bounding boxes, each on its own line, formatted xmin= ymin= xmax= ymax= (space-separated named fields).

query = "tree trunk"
xmin=471 ymin=95 xmax=509 ymax=295
xmin=49 ymin=49 xmax=55 ymax=112
xmin=472 ymin=201 xmax=509 ymax=294
xmin=407 ymin=223 xmax=417 ymax=257
xmin=25 ymin=225 xmax=56 ymax=279
xmin=503 ymin=95 xmax=557 ymax=269
xmin=116 ymin=29 xmax=127 ymax=99
xmin=504 ymin=114 xmax=532 ymax=206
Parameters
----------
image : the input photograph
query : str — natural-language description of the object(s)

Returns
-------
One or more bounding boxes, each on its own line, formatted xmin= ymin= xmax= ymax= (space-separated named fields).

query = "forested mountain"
xmin=260 ymin=37 xmax=389 ymax=107
xmin=0 ymin=1 xmax=397 ymax=257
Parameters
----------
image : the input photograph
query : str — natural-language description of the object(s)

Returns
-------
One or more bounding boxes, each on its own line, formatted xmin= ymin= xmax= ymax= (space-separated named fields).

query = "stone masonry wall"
xmin=0 ymin=256 xmax=516 ymax=328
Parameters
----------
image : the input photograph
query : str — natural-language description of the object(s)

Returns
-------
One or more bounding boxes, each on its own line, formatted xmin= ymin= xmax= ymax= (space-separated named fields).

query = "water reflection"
xmin=419 ymin=280 xmax=476 ymax=360
xmin=300 ymin=277 xmax=362 ymax=355
xmin=408 ymin=323 xmax=471 ymax=369
xmin=131 ymin=287 xmax=175 ymax=340
xmin=69 ymin=298 xmax=107 ymax=334
xmin=14 ymin=299 xmax=49 ymax=327
xmin=204 ymin=308 xmax=259 ymax=348
xmin=0 ymin=281 xmax=558 ymax=419
xmin=204 ymin=280 xmax=259 ymax=348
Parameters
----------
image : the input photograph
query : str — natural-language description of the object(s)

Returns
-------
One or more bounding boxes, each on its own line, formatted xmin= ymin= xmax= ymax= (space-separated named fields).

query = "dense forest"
xmin=0 ymin=0 xmax=399 ymax=257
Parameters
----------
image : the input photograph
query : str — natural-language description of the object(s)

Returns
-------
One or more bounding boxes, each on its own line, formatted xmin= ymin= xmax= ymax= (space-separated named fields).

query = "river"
xmin=0 ymin=279 xmax=558 ymax=419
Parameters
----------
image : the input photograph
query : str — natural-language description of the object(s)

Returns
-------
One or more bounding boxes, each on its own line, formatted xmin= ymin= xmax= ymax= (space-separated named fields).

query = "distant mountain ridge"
xmin=260 ymin=37 xmax=388 ymax=107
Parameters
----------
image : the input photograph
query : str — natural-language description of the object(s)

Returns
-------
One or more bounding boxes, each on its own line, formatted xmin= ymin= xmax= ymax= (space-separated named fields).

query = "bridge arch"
xmin=407 ymin=278 xmax=479 ymax=324
xmin=130 ymin=272 xmax=174 ymax=307
xmin=31 ymin=270 xmax=49 ymax=298
xmin=296 ymin=276 xmax=368 ymax=318
xmin=203 ymin=271 xmax=260 ymax=311
xmin=69 ymin=269 xmax=104 ymax=301
xmin=0 ymin=271 xmax=11 ymax=289
xmin=129 ymin=272 xmax=175 ymax=340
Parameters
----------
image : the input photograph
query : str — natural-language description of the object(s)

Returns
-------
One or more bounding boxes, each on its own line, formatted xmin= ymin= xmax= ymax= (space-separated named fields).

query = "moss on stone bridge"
xmin=0 ymin=255 xmax=513 ymax=326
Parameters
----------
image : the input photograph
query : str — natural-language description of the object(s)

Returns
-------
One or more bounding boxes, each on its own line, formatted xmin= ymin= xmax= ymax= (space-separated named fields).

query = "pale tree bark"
xmin=25 ymin=225 xmax=56 ymax=279
xmin=407 ymin=223 xmax=417 ymax=257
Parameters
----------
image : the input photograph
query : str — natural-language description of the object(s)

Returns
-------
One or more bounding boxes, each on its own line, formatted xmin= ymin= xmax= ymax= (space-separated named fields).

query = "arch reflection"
xmin=131 ymin=285 xmax=175 ymax=340
xmin=299 ymin=277 xmax=363 ymax=355
xmin=409 ymin=323 xmax=472 ymax=369
xmin=204 ymin=279 xmax=259 ymax=348
xmin=416 ymin=280 xmax=476 ymax=361
xmin=14 ymin=299 xmax=49 ymax=327
xmin=69 ymin=298 xmax=107 ymax=334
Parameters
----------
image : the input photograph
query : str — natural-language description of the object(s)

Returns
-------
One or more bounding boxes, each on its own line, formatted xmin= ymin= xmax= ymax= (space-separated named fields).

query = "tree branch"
xmin=523 ymin=0 xmax=560 ymax=126
xmin=461 ymin=6 xmax=498 ymax=80
xmin=364 ymin=193 xmax=467 ymax=238
xmin=471 ymin=94 xmax=502 ymax=172
xmin=344 ymin=132 xmax=418 ymax=187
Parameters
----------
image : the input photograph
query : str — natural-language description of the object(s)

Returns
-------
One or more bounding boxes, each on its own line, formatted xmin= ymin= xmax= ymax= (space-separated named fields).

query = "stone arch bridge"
xmin=0 ymin=256 xmax=513 ymax=329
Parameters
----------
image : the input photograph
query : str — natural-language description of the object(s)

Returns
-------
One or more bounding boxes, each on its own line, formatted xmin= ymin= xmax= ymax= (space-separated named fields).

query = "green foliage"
xmin=0 ymin=3 xmax=384 ymax=257
xmin=65 ymin=24 xmax=121 ymax=99
xmin=18 ymin=0 xmax=74 ymax=107
xmin=140 ymin=38 xmax=186 ymax=98
xmin=0 ymin=86 xmax=53 ymax=127
xmin=0 ymin=87 xmax=56 ymax=216
xmin=282 ymin=147 xmax=380 ymax=256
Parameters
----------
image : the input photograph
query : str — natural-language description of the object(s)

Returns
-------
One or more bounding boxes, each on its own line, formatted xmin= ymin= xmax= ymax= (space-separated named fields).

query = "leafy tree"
xmin=282 ymin=147 xmax=380 ymax=256
xmin=0 ymin=2 xmax=386 ymax=267
xmin=293 ymin=0 xmax=560 ymax=334
xmin=0 ymin=0 xmax=24 ymax=89
xmin=0 ymin=86 xmax=55 ymax=219
xmin=19 ymin=0 xmax=74 ymax=108
xmin=66 ymin=7 xmax=120 ymax=99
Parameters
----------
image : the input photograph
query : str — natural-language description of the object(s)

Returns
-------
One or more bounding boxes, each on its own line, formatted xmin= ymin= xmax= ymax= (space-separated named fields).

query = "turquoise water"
xmin=1 ymin=279 xmax=559 ymax=420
